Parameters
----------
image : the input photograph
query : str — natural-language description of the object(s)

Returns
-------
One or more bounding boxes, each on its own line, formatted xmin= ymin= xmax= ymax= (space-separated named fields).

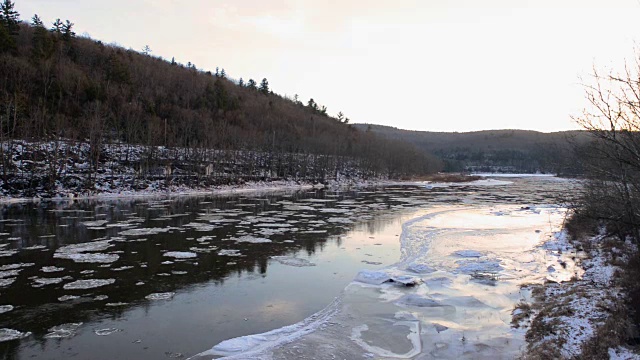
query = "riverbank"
xmin=514 ymin=228 xmax=640 ymax=359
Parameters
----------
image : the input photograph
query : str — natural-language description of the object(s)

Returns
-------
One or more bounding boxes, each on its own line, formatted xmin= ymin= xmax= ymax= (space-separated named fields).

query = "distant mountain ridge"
xmin=353 ymin=124 xmax=589 ymax=173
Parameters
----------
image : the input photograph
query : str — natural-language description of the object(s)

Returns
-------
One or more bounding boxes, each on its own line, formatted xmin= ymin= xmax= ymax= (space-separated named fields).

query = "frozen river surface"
xmin=0 ymin=177 xmax=577 ymax=359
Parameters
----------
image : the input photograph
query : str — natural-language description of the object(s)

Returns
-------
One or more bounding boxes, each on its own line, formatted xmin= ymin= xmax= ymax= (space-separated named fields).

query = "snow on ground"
xmin=514 ymin=230 xmax=638 ymax=359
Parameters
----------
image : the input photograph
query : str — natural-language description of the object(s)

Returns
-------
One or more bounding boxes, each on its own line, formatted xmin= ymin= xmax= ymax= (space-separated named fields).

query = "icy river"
xmin=0 ymin=176 xmax=578 ymax=359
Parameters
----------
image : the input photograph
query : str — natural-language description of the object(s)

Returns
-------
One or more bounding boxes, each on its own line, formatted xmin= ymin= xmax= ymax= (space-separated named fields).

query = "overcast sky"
xmin=16 ymin=0 xmax=640 ymax=132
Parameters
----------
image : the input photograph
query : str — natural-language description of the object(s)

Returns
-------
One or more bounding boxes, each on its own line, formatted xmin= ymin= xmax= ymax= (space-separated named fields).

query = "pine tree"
xmin=259 ymin=78 xmax=269 ymax=94
xmin=142 ymin=45 xmax=151 ymax=55
xmin=62 ymin=20 xmax=75 ymax=41
xmin=0 ymin=0 xmax=19 ymax=52
xmin=31 ymin=14 xmax=43 ymax=27
xmin=247 ymin=79 xmax=257 ymax=89
xmin=51 ymin=18 xmax=63 ymax=34
xmin=31 ymin=14 xmax=53 ymax=60
xmin=238 ymin=78 xmax=244 ymax=87
xmin=0 ymin=0 xmax=20 ymax=35
xmin=220 ymin=68 xmax=226 ymax=78
xmin=307 ymin=98 xmax=316 ymax=110
xmin=337 ymin=112 xmax=344 ymax=122
xmin=171 ymin=57 xmax=176 ymax=65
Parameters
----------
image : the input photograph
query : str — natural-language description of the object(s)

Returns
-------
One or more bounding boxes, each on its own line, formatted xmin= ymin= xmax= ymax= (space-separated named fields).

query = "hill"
xmin=353 ymin=124 xmax=590 ymax=174
xmin=0 ymin=11 xmax=442 ymax=197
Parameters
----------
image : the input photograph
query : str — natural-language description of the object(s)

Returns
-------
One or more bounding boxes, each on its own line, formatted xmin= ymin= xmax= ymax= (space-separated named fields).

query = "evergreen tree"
xmin=142 ymin=45 xmax=151 ymax=55
xmin=171 ymin=57 xmax=176 ymax=65
xmin=259 ymin=78 xmax=269 ymax=94
xmin=31 ymin=14 xmax=43 ymax=27
xmin=31 ymin=14 xmax=53 ymax=60
xmin=307 ymin=98 xmax=317 ymax=111
xmin=0 ymin=0 xmax=19 ymax=52
xmin=0 ymin=0 xmax=19 ymax=35
xmin=247 ymin=78 xmax=257 ymax=89
xmin=51 ymin=18 xmax=63 ymax=33
xmin=62 ymin=20 xmax=75 ymax=41
xmin=220 ymin=68 xmax=226 ymax=78
xmin=337 ymin=111 xmax=344 ymax=122
xmin=238 ymin=78 xmax=244 ymax=87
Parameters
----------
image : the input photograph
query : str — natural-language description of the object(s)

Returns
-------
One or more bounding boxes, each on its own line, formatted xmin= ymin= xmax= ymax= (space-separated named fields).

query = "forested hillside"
xmin=354 ymin=124 xmax=590 ymax=174
xmin=0 ymin=4 xmax=442 ymax=197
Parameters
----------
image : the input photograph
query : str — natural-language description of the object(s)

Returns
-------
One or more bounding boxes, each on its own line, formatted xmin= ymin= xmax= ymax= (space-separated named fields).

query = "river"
xmin=0 ymin=176 xmax=577 ymax=359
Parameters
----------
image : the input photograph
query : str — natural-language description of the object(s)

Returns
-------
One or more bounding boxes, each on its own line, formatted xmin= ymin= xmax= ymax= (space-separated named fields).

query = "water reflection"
xmin=0 ymin=178 xmax=575 ymax=359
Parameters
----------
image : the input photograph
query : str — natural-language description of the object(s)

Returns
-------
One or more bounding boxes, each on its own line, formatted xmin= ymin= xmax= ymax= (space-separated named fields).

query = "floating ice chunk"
xmin=94 ymin=295 xmax=108 ymax=301
xmin=454 ymin=250 xmax=483 ymax=258
xmin=255 ymin=223 xmax=293 ymax=228
xmin=58 ymin=295 xmax=80 ymax=302
xmin=235 ymin=236 xmax=271 ymax=244
xmin=0 ymin=270 xmax=20 ymax=278
xmin=172 ymin=271 xmax=188 ymax=275
xmin=22 ymin=245 xmax=47 ymax=250
xmin=406 ymin=263 xmax=436 ymax=274
xmin=145 ymin=292 xmax=175 ymax=301
xmin=0 ymin=263 xmax=34 ymax=271
xmin=111 ymin=266 xmax=134 ymax=271
xmin=163 ymin=251 xmax=197 ymax=259
xmin=56 ymin=253 xmax=119 ymax=264
xmin=54 ymin=240 xmax=118 ymax=264
xmin=354 ymin=270 xmax=392 ymax=285
xmin=41 ymin=266 xmax=65 ymax=273
xmin=390 ymin=275 xmax=423 ymax=286
xmin=63 ymin=279 xmax=115 ymax=290
xmin=218 ymin=249 xmax=242 ymax=257
xmin=106 ymin=302 xmax=128 ymax=307
xmin=271 ymin=256 xmax=316 ymax=267
xmin=0 ymin=250 xmax=17 ymax=257
xmin=197 ymin=299 xmax=339 ymax=358
xmin=350 ymin=321 xmax=422 ymax=358
xmin=32 ymin=277 xmax=64 ymax=287
xmin=45 ymin=323 xmax=83 ymax=338
xmin=396 ymin=294 xmax=446 ymax=308
xmin=0 ymin=305 xmax=13 ymax=314
xmin=94 ymin=328 xmax=122 ymax=336
xmin=456 ymin=260 xmax=503 ymax=274
xmin=82 ymin=220 xmax=108 ymax=227
xmin=327 ymin=217 xmax=353 ymax=224
xmin=0 ymin=328 xmax=31 ymax=342
xmin=161 ymin=261 xmax=173 ymax=265
xmin=0 ymin=278 xmax=16 ymax=287
xmin=189 ymin=247 xmax=217 ymax=253
xmin=119 ymin=227 xmax=171 ymax=236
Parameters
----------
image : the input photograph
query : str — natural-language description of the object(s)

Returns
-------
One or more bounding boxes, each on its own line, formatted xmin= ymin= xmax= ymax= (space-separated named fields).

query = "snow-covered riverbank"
xmin=515 ymin=229 xmax=640 ymax=359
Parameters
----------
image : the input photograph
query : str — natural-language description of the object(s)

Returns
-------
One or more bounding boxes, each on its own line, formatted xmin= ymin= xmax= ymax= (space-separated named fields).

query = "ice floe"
xmin=271 ymin=256 xmax=316 ymax=267
xmin=163 ymin=251 xmax=197 ymax=259
xmin=0 ymin=305 xmax=13 ymax=314
xmin=32 ymin=277 xmax=64 ymax=287
xmin=235 ymin=235 xmax=272 ymax=244
xmin=145 ymin=292 xmax=175 ymax=301
xmin=63 ymin=279 xmax=116 ymax=290
xmin=218 ymin=249 xmax=242 ymax=256
xmin=0 ymin=328 xmax=31 ymax=342
xmin=44 ymin=323 xmax=83 ymax=338
xmin=54 ymin=239 xmax=119 ymax=263
xmin=94 ymin=328 xmax=122 ymax=336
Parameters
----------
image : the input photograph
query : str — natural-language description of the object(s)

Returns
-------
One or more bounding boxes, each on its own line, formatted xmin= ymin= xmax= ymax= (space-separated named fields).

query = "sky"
xmin=15 ymin=0 xmax=640 ymax=132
